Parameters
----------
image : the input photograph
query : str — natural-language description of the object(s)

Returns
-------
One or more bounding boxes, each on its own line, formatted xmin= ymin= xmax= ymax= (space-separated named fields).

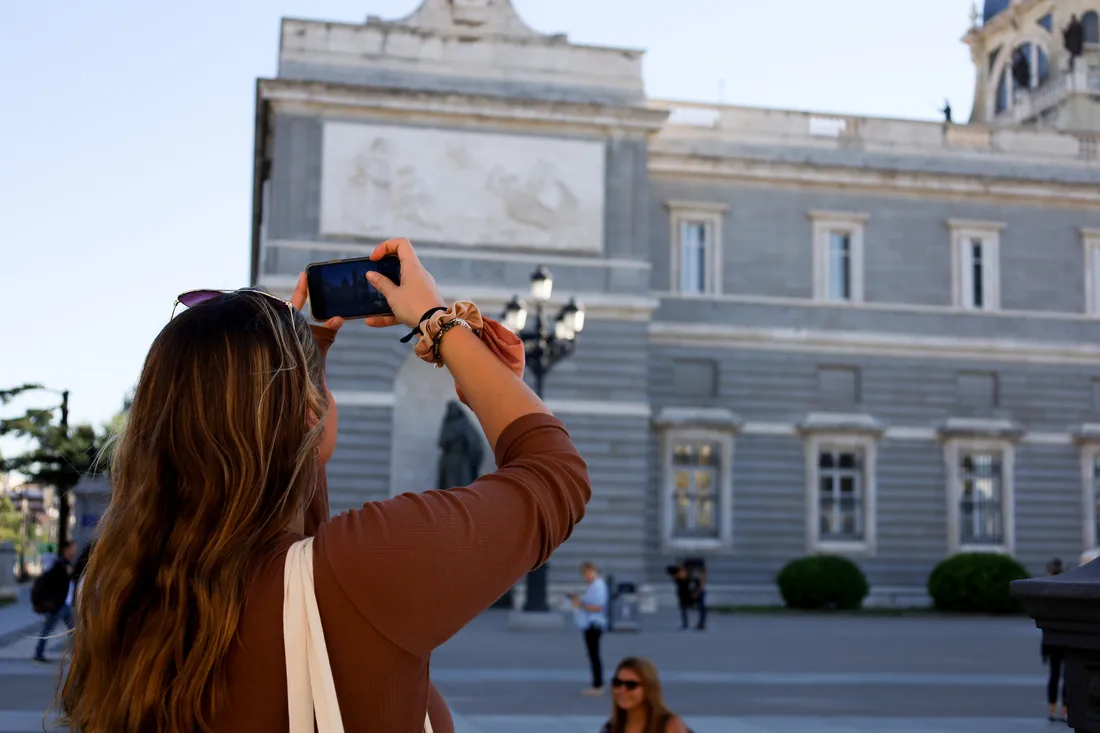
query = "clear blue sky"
xmin=0 ymin=0 xmax=976 ymax=431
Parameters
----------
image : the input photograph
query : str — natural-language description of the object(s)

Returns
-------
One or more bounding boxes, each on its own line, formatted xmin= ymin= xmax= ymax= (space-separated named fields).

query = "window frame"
xmin=947 ymin=219 xmax=1004 ymax=312
xmin=657 ymin=414 xmax=737 ymax=553
xmin=666 ymin=201 xmax=727 ymax=296
xmin=802 ymin=427 xmax=879 ymax=556
xmin=809 ymin=210 xmax=868 ymax=304
xmin=1078 ymin=434 xmax=1100 ymax=554
xmin=1082 ymin=228 xmax=1100 ymax=316
xmin=943 ymin=437 xmax=1016 ymax=555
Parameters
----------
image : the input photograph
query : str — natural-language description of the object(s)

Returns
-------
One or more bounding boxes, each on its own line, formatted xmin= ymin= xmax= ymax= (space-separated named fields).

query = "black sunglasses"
xmin=170 ymin=289 xmax=292 ymax=320
xmin=611 ymin=677 xmax=641 ymax=691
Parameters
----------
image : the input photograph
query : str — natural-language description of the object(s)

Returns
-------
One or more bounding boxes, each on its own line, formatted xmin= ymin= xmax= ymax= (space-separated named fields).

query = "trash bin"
xmin=611 ymin=580 xmax=641 ymax=632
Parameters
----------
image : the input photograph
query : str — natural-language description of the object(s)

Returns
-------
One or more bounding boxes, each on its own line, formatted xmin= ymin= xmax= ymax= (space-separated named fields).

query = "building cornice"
xmin=258 ymin=78 xmax=670 ymax=135
xmin=649 ymin=322 xmax=1100 ymax=366
xmin=263 ymin=238 xmax=652 ymax=271
xmin=647 ymin=151 xmax=1100 ymax=208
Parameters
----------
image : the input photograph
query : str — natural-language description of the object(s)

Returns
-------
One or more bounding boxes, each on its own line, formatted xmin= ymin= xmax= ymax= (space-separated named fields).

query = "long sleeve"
xmin=314 ymin=412 xmax=590 ymax=657
xmin=304 ymin=325 xmax=337 ymax=535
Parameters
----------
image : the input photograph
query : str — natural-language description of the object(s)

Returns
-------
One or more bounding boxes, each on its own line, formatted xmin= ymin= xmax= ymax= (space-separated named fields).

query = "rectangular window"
xmin=1084 ymin=231 xmax=1100 ymax=316
xmin=969 ymin=239 xmax=985 ymax=309
xmin=827 ymin=232 xmax=852 ymax=301
xmin=667 ymin=202 xmax=726 ymax=296
xmin=817 ymin=448 xmax=864 ymax=542
xmin=670 ymin=440 xmax=721 ymax=540
xmin=679 ymin=220 xmax=710 ymax=294
xmin=958 ymin=450 xmax=1004 ymax=545
xmin=1093 ymin=457 xmax=1100 ymax=548
xmin=1093 ymin=247 xmax=1100 ymax=314
xmin=948 ymin=221 xmax=1003 ymax=311
xmin=809 ymin=211 xmax=867 ymax=303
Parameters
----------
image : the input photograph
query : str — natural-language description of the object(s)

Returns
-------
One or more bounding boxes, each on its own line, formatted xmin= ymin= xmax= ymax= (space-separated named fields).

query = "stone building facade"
xmin=251 ymin=0 xmax=1100 ymax=606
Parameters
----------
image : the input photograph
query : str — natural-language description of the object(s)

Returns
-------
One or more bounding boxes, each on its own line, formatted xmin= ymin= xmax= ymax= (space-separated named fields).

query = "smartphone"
xmin=305 ymin=255 xmax=402 ymax=321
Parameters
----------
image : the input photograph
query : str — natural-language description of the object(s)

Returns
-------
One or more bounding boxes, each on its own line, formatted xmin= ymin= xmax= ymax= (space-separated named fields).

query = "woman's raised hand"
xmin=292 ymin=272 xmax=345 ymax=333
xmin=363 ymin=238 xmax=447 ymax=329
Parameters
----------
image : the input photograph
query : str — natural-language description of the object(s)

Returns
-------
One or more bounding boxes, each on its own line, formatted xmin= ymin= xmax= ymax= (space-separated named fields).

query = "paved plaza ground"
xmin=0 ymin=597 xmax=1066 ymax=732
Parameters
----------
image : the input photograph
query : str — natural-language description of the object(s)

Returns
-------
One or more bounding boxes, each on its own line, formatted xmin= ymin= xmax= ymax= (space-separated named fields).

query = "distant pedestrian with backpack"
xmin=31 ymin=540 xmax=76 ymax=663
xmin=599 ymin=657 xmax=690 ymax=733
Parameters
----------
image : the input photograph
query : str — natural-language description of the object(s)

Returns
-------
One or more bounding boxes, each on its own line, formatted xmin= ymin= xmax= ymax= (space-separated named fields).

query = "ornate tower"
xmin=964 ymin=0 xmax=1100 ymax=131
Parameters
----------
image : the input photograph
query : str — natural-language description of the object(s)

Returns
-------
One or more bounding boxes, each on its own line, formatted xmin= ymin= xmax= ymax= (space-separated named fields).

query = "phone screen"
xmin=305 ymin=256 xmax=402 ymax=321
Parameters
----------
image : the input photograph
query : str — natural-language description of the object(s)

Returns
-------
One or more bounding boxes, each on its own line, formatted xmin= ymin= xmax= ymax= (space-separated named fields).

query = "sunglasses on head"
xmin=170 ymin=289 xmax=292 ymax=320
xmin=611 ymin=677 xmax=641 ymax=691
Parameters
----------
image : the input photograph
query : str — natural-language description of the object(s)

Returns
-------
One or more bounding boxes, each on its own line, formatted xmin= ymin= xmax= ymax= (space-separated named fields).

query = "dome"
xmin=983 ymin=0 xmax=1010 ymax=23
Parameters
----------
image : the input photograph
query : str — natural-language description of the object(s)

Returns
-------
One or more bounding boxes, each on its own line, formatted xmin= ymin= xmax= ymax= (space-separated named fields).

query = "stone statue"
xmin=437 ymin=401 xmax=485 ymax=490
xmin=1011 ymin=48 xmax=1031 ymax=91
xmin=941 ymin=99 xmax=952 ymax=124
xmin=1065 ymin=16 xmax=1084 ymax=70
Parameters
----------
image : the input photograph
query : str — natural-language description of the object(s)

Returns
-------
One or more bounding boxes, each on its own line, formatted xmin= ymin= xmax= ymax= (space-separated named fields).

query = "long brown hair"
xmin=59 ymin=291 xmax=329 ymax=732
xmin=608 ymin=657 xmax=677 ymax=733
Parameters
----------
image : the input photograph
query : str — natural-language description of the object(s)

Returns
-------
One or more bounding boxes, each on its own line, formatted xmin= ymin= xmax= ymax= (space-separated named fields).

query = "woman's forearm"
xmin=438 ymin=326 xmax=550 ymax=449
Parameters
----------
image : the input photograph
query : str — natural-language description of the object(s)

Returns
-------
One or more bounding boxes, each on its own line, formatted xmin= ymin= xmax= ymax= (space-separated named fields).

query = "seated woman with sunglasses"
xmin=601 ymin=658 xmax=690 ymax=733
xmin=59 ymin=238 xmax=591 ymax=733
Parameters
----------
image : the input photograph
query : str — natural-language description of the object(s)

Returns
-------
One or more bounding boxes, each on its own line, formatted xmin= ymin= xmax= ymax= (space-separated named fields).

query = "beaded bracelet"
xmin=430 ymin=317 xmax=474 ymax=365
xmin=413 ymin=301 xmax=484 ymax=366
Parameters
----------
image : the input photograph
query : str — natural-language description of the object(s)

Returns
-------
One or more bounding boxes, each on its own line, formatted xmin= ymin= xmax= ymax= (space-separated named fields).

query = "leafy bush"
xmin=776 ymin=555 xmax=870 ymax=610
xmin=927 ymin=552 xmax=1030 ymax=614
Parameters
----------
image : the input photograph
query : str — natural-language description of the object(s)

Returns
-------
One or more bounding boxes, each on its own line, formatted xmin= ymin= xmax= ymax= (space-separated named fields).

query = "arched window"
xmin=994 ymin=41 xmax=1050 ymax=115
xmin=1084 ymin=11 xmax=1099 ymax=44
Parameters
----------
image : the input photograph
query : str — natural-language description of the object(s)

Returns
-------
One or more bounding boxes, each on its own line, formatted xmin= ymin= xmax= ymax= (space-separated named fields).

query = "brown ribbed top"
xmin=211 ymin=326 xmax=591 ymax=732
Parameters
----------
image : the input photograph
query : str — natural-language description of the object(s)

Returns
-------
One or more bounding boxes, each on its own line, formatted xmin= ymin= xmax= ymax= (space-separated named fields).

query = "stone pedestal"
xmin=507 ymin=610 xmax=563 ymax=631
xmin=1012 ymin=558 xmax=1100 ymax=731
xmin=0 ymin=542 xmax=17 ymax=602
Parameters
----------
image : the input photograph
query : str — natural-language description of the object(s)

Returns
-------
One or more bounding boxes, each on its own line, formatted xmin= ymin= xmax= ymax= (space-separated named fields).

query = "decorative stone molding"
xmin=1073 ymin=423 xmax=1100 ymax=445
xmin=937 ymin=417 xmax=1024 ymax=441
xmin=652 ymin=407 xmax=743 ymax=431
xmin=260 ymin=79 xmax=670 ymax=135
xmin=797 ymin=412 xmax=886 ymax=437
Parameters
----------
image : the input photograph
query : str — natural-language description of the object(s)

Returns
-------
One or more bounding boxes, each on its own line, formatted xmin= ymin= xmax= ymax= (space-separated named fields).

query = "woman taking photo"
xmin=60 ymin=238 xmax=592 ymax=733
xmin=600 ymin=657 xmax=690 ymax=733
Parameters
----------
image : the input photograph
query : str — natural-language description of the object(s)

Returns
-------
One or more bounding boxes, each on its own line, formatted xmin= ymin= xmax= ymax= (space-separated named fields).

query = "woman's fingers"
xmin=323 ymin=316 xmax=345 ymax=332
xmin=369 ymin=237 xmax=421 ymax=266
xmin=291 ymin=272 xmax=309 ymax=311
xmin=364 ymin=315 xmax=399 ymax=329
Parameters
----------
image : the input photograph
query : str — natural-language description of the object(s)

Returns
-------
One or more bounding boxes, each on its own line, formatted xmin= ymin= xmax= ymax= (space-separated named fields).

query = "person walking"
xmin=599 ymin=657 xmax=690 ymax=733
xmin=31 ymin=540 xmax=76 ymax=663
xmin=59 ymin=238 xmax=592 ymax=733
xmin=573 ymin=561 xmax=610 ymax=696
xmin=1042 ymin=558 xmax=1068 ymax=722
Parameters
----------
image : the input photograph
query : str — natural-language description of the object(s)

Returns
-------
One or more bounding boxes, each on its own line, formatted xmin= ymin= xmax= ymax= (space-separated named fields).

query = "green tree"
xmin=0 ymin=494 xmax=21 ymax=547
xmin=0 ymin=384 xmax=108 ymax=548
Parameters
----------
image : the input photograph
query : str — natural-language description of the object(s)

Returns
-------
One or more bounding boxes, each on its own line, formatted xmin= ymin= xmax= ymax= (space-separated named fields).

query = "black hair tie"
xmin=399 ymin=306 xmax=449 ymax=343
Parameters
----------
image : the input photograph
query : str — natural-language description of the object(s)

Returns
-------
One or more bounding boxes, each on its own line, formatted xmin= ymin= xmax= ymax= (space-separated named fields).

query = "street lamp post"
xmin=15 ymin=489 xmax=29 ymax=582
xmin=501 ymin=265 xmax=585 ymax=614
xmin=56 ymin=390 xmax=70 ymax=548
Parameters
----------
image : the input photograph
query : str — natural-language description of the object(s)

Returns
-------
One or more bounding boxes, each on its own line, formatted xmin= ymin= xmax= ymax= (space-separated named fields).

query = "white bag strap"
xmin=283 ymin=537 xmax=433 ymax=733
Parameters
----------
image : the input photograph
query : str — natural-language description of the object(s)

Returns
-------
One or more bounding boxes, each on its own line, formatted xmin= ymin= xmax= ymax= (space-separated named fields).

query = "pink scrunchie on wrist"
xmin=413 ymin=301 xmax=526 ymax=407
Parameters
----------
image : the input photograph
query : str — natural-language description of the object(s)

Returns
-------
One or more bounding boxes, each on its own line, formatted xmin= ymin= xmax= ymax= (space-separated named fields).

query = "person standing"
xmin=690 ymin=567 xmax=707 ymax=632
xmin=1042 ymin=558 xmax=1068 ymax=722
xmin=573 ymin=561 xmax=609 ymax=696
xmin=671 ymin=564 xmax=694 ymax=631
xmin=32 ymin=540 xmax=76 ymax=663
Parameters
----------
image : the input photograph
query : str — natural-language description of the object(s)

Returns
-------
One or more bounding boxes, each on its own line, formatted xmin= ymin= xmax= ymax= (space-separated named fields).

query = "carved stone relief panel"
xmin=320 ymin=121 xmax=606 ymax=253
